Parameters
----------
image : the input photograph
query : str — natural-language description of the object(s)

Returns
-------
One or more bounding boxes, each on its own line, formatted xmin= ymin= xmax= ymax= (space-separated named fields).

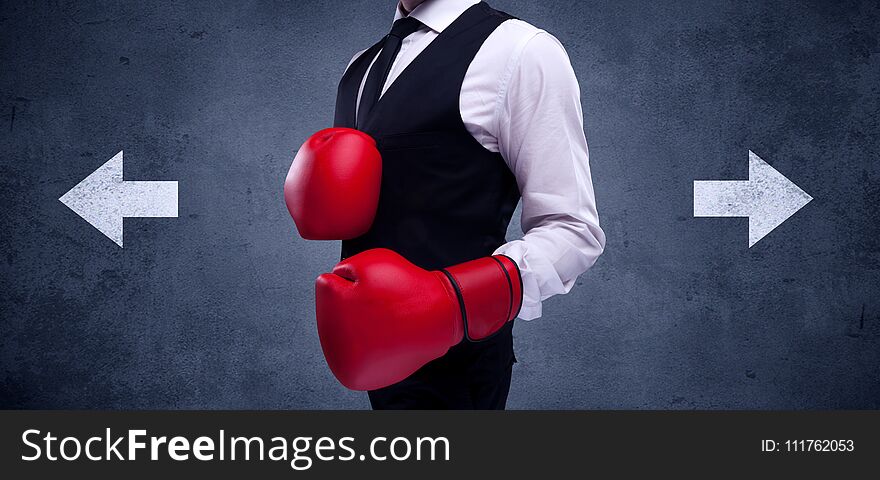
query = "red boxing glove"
xmin=315 ymin=248 xmax=522 ymax=391
xmin=284 ymin=128 xmax=381 ymax=240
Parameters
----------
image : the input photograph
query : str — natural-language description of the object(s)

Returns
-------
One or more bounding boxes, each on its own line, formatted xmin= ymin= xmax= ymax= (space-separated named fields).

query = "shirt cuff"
xmin=493 ymin=240 xmax=569 ymax=321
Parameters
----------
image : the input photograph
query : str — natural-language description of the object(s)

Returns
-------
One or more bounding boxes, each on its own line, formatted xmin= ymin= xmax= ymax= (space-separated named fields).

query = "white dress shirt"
xmin=346 ymin=0 xmax=605 ymax=320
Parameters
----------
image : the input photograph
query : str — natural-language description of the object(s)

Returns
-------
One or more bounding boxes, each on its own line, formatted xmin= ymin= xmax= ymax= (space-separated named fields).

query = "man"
xmin=285 ymin=0 xmax=605 ymax=409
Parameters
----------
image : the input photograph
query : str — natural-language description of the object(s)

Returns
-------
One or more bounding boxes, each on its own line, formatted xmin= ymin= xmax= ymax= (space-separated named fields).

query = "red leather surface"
xmin=315 ymin=249 xmax=462 ymax=391
xmin=315 ymin=249 xmax=523 ymax=390
xmin=444 ymin=255 xmax=521 ymax=340
xmin=494 ymin=255 xmax=523 ymax=322
xmin=284 ymin=128 xmax=381 ymax=240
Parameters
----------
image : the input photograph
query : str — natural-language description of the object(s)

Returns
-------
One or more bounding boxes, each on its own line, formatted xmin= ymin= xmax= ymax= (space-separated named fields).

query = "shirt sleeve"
xmin=492 ymin=31 xmax=606 ymax=320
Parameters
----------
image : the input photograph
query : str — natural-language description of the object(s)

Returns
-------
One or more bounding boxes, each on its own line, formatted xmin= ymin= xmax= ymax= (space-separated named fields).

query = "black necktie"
xmin=357 ymin=17 xmax=423 ymax=128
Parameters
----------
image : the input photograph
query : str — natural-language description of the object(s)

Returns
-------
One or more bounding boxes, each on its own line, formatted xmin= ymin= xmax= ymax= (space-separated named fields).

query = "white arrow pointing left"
xmin=59 ymin=150 xmax=178 ymax=247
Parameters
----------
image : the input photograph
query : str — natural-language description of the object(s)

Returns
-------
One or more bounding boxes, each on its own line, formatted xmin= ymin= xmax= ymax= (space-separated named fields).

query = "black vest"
xmin=335 ymin=2 xmax=520 ymax=270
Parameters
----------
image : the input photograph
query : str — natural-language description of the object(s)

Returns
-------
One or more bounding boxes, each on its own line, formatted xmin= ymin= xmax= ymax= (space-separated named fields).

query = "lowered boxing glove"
xmin=284 ymin=128 xmax=381 ymax=240
xmin=315 ymin=248 xmax=522 ymax=391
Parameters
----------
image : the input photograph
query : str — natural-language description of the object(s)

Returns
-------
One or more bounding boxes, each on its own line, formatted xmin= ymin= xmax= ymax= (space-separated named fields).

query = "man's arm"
xmin=492 ymin=31 xmax=606 ymax=320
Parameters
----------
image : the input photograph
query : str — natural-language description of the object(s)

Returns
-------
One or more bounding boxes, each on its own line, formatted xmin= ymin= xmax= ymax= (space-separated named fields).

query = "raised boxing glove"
xmin=315 ymin=248 xmax=522 ymax=391
xmin=284 ymin=128 xmax=381 ymax=240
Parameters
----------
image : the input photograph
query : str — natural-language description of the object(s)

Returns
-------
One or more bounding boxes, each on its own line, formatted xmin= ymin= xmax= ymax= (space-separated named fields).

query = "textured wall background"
xmin=1 ymin=0 xmax=878 ymax=409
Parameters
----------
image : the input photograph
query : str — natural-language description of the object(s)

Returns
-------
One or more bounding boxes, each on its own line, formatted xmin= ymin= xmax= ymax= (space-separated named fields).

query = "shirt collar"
xmin=393 ymin=0 xmax=481 ymax=33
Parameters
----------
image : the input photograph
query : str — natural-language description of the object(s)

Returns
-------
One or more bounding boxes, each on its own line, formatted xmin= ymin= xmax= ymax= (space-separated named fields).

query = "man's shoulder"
xmin=486 ymin=18 xmax=567 ymax=64
xmin=489 ymin=17 xmax=548 ymax=47
xmin=344 ymin=47 xmax=370 ymax=74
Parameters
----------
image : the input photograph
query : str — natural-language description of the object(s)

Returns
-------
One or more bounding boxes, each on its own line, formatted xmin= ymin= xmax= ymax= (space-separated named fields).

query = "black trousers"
xmin=368 ymin=322 xmax=516 ymax=410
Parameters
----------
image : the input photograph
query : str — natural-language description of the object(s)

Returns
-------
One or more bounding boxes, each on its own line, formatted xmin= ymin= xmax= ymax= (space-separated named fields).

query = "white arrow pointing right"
xmin=694 ymin=151 xmax=813 ymax=247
